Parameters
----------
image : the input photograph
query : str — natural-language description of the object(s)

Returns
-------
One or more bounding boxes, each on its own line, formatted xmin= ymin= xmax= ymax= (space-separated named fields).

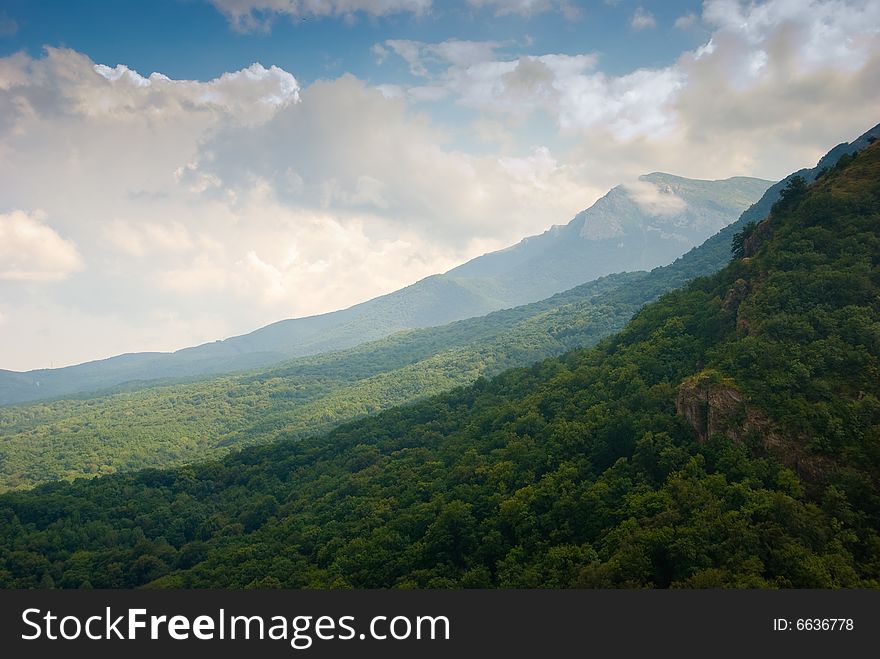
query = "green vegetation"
xmin=0 ymin=139 xmax=853 ymax=492
xmin=0 ymin=174 xmax=771 ymax=406
xmin=731 ymin=221 xmax=757 ymax=259
xmin=0 ymin=139 xmax=877 ymax=589
xmin=0 ymin=270 xmax=664 ymax=492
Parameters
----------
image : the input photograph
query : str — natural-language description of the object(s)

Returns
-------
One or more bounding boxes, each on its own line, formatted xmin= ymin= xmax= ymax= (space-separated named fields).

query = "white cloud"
xmin=154 ymin=206 xmax=457 ymax=313
xmin=2 ymin=0 xmax=880 ymax=370
xmin=209 ymin=0 xmax=432 ymax=31
xmin=630 ymin=7 xmax=656 ymax=30
xmin=89 ymin=60 xmax=300 ymax=122
xmin=0 ymin=49 xmax=598 ymax=369
xmin=385 ymin=39 xmax=430 ymax=76
xmin=382 ymin=44 xmax=680 ymax=139
xmin=191 ymin=74 xmax=593 ymax=245
xmin=623 ymin=180 xmax=687 ymax=216
xmin=371 ymin=42 xmax=390 ymax=64
xmin=106 ymin=220 xmax=196 ymax=257
xmin=381 ymin=39 xmax=500 ymax=78
xmin=383 ymin=0 xmax=880 ymax=153
xmin=702 ymin=0 xmax=880 ymax=71
xmin=555 ymin=66 xmax=684 ymax=137
xmin=0 ymin=48 xmax=299 ymax=131
xmin=672 ymin=0 xmax=880 ymax=158
xmin=0 ymin=210 xmax=83 ymax=282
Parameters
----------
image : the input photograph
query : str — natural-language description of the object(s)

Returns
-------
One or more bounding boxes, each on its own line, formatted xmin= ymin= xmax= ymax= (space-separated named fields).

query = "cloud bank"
xmin=1 ymin=0 xmax=879 ymax=370
xmin=0 ymin=210 xmax=83 ymax=282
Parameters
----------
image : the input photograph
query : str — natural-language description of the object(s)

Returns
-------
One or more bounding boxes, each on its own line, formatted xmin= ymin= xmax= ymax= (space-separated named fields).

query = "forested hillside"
xmin=0 ymin=137 xmax=877 ymax=589
xmin=0 ymin=175 xmax=770 ymax=406
xmin=0 ymin=269 xmax=668 ymax=492
xmin=0 ymin=128 xmax=867 ymax=493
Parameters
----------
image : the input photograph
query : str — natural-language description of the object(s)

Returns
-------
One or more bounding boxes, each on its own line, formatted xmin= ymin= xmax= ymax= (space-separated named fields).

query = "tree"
xmin=731 ymin=221 xmax=758 ymax=259
xmin=771 ymin=175 xmax=807 ymax=214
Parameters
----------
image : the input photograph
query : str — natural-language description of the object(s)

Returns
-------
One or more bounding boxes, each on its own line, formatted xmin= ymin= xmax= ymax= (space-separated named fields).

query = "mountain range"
xmin=1 ymin=125 xmax=877 ymax=491
xmin=0 ymin=174 xmax=771 ymax=406
xmin=1 ymin=125 xmax=877 ymax=588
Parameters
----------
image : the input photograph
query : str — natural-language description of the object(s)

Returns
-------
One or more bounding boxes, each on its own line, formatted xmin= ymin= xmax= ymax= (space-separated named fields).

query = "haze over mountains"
xmin=2 ymin=124 xmax=878 ymax=588
xmin=445 ymin=173 xmax=769 ymax=304
xmin=0 ymin=174 xmax=771 ymax=406
xmin=4 ymin=124 xmax=877 ymax=489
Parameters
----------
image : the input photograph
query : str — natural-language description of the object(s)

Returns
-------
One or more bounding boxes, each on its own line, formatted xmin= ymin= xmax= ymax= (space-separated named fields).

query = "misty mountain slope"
xmin=0 ymin=271 xmax=649 ymax=491
xmin=0 ymin=174 xmax=770 ymax=406
xmin=2 ymin=125 xmax=874 ymax=490
xmin=446 ymin=174 xmax=772 ymax=306
xmin=2 ymin=132 xmax=878 ymax=589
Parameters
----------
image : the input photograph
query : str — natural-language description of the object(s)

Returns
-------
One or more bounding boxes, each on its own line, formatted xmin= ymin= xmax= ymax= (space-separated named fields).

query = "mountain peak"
xmin=575 ymin=173 xmax=774 ymax=243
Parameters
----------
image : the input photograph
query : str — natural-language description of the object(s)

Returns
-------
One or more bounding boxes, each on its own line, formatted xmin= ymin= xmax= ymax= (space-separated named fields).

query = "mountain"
xmin=1 ymin=128 xmax=876 ymax=490
xmin=0 ymin=128 xmax=878 ymax=589
xmin=0 ymin=182 xmax=796 ymax=491
xmin=445 ymin=173 xmax=771 ymax=305
xmin=0 ymin=174 xmax=771 ymax=406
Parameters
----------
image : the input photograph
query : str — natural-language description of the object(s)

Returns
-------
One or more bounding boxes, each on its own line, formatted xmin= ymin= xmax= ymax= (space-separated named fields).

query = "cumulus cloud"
xmin=670 ymin=0 xmax=880 ymax=167
xmin=630 ymin=7 xmax=656 ymax=30
xmin=153 ymin=206 xmax=455 ymax=313
xmin=0 ymin=210 xmax=83 ymax=282
xmin=0 ymin=48 xmax=598 ymax=369
xmin=702 ymin=0 xmax=880 ymax=72
xmin=88 ymin=60 xmax=300 ymax=122
xmin=0 ymin=48 xmax=299 ymax=132
xmin=381 ymin=40 xmax=680 ymax=139
xmin=209 ymin=0 xmax=432 ymax=31
xmin=2 ymin=0 xmax=880 ymax=370
xmin=383 ymin=0 xmax=880 ymax=161
xmin=189 ymin=74 xmax=593 ymax=245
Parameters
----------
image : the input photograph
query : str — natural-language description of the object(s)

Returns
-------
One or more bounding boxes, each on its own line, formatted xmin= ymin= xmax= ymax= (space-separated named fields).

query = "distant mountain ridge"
xmin=0 ymin=173 xmax=773 ymax=405
xmin=0 ymin=122 xmax=876 ymax=490
xmin=2 ymin=125 xmax=878 ymax=589
xmin=445 ymin=173 xmax=771 ymax=306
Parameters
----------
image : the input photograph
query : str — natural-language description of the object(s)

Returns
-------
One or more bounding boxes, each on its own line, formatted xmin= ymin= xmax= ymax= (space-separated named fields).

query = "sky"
xmin=0 ymin=0 xmax=879 ymax=371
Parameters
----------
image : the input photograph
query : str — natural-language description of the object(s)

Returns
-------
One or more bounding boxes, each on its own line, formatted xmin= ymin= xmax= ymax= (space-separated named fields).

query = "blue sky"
xmin=1 ymin=1 xmax=708 ymax=82
xmin=1 ymin=0 xmax=879 ymax=370
xmin=0 ymin=0 xmax=709 ymax=154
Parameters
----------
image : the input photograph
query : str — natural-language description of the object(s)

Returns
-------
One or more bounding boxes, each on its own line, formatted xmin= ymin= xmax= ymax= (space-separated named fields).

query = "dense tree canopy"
xmin=0 ymin=205 xmax=750 ymax=492
xmin=0 ymin=142 xmax=877 ymax=589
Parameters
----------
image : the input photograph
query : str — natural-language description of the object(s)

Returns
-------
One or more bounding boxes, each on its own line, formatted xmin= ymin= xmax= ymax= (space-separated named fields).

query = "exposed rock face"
xmin=722 ymin=278 xmax=750 ymax=312
xmin=743 ymin=218 xmax=772 ymax=257
xmin=676 ymin=370 xmax=831 ymax=482
xmin=675 ymin=371 xmax=747 ymax=443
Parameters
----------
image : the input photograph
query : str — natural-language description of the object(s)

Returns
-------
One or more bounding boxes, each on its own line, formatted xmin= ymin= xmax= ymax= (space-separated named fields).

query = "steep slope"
xmin=0 ymin=174 xmax=771 ymax=406
xmin=446 ymin=173 xmax=771 ymax=305
xmin=1 ymin=129 xmax=875 ymax=490
xmin=0 ymin=134 xmax=878 ymax=589
xmin=0 ymin=272 xmax=641 ymax=491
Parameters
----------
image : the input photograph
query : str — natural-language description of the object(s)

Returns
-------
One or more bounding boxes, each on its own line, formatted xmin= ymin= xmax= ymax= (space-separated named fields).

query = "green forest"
xmin=0 ymin=139 xmax=877 ymax=589
xmin=0 ymin=197 xmax=751 ymax=492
